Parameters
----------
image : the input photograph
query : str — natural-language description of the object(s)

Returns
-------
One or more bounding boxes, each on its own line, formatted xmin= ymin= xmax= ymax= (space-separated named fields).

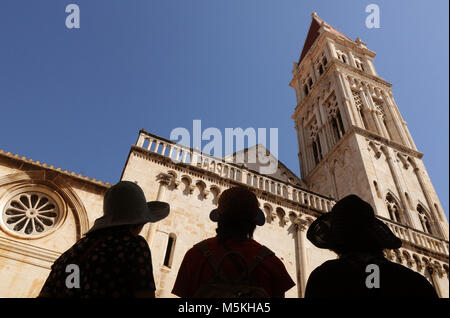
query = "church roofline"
xmin=130 ymin=129 xmax=335 ymax=202
xmin=223 ymin=144 xmax=305 ymax=187
xmin=0 ymin=149 xmax=110 ymax=189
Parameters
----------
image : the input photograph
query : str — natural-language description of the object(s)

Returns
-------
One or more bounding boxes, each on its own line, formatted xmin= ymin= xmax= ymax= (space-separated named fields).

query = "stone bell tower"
xmin=290 ymin=13 xmax=448 ymax=240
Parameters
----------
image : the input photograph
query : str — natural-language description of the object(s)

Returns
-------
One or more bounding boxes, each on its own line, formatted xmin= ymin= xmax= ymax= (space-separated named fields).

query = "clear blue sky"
xmin=0 ymin=1 xmax=448 ymax=218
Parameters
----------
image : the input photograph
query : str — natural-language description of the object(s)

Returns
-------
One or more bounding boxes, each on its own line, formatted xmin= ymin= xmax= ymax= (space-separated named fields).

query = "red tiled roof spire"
xmin=298 ymin=12 xmax=353 ymax=64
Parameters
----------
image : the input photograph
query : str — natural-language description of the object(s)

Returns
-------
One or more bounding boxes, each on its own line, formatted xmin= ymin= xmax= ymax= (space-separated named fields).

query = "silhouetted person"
xmin=305 ymin=194 xmax=438 ymax=298
xmin=172 ymin=186 xmax=295 ymax=298
xmin=38 ymin=181 xmax=169 ymax=298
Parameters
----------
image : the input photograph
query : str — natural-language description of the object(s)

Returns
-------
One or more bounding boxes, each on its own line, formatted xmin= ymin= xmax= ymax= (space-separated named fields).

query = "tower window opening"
xmin=163 ymin=233 xmax=176 ymax=268
xmin=385 ymin=193 xmax=402 ymax=224
xmin=312 ymin=137 xmax=322 ymax=165
xmin=373 ymin=181 xmax=381 ymax=198
xmin=332 ymin=118 xmax=340 ymax=142
xmin=308 ymin=78 xmax=313 ymax=89
xmin=336 ymin=109 xmax=345 ymax=136
xmin=417 ymin=205 xmax=433 ymax=235
xmin=318 ymin=64 xmax=324 ymax=75
xmin=304 ymin=84 xmax=309 ymax=96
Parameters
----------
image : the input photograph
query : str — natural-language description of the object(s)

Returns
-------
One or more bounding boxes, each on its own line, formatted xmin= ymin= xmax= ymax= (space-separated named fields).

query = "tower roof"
xmin=298 ymin=13 xmax=353 ymax=65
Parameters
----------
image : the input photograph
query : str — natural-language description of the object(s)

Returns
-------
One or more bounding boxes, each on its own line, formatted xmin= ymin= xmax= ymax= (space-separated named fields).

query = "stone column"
xmin=360 ymin=89 xmax=379 ymax=134
xmin=381 ymin=147 xmax=414 ymax=227
xmin=147 ymin=173 xmax=171 ymax=247
xmin=294 ymin=217 xmax=310 ymax=297
xmin=381 ymin=92 xmax=410 ymax=146
xmin=409 ymin=159 xmax=447 ymax=239
xmin=326 ymin=40 xmax=338 ymax=59
xmin=427 ymin=266 xmax=443 ymax=298
xmin=347 ymin=50 xmax=357 ymax=68
xmin=333 ymin=72 xmax=354 ymax=131
xmin=136 ymin=133 xmax=146 ymax=147
xmin=340 ymin=74 xmax=361 ymax=129
xmin=315 ymin=104 xmax=329 ymax=155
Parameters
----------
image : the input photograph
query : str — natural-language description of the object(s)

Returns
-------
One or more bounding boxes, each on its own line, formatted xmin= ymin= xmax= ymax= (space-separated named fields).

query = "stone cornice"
xmin=305 ymin=125 xmax=423 ymax=181
xmin=352 ymin=126 xmax=423 ymax=158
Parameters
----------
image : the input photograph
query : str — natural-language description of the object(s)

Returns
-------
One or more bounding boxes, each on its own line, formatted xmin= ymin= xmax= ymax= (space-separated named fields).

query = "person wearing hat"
xmin=305 ymin=194 xmax=438 ymax=298
xmin=172 ymin=186 xmax=295 ymax=298
xmin=38 ymin=181 xmax=169 ymax=298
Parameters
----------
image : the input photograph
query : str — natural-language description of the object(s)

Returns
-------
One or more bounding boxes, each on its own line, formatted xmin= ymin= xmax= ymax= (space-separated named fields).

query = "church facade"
xmin=0 ymin=13 xmax=448 ymax=298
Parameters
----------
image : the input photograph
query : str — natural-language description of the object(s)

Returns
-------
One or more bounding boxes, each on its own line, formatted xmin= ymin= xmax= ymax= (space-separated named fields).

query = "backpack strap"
xmin=248 ymin=245 xmax=274 ymax=275
xmin=194 ymin=240 xmax=220 ymax=273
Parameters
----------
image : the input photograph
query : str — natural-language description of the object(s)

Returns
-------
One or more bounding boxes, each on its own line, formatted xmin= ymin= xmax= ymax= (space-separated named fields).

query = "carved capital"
xmin=294 ymin=218 xmax=309 ymax=231
xmin=156 ymin=173 xmax=171 ymax=186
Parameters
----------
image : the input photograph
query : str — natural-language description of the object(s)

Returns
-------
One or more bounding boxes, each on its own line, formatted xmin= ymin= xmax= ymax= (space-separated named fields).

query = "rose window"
xmin=2 ymin=191 xmax=61 ymax=237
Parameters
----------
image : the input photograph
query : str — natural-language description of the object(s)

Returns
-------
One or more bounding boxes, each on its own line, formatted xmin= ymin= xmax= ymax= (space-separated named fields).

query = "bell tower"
xmin=290 ymin=13 xmax=448 ymax=240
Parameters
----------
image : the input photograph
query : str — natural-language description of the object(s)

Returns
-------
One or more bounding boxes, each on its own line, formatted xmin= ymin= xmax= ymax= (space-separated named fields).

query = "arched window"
xmin=385 ymin=193 xmax=401 ymax=223
xmin=318 ymin=64 xmax=324 ymax=75
xmin=417 ymin=204 xmax=433 ymax=235
xmin=312 ymin=141 xmax=321 ymax=165
xmin=163 ymin=233 xmax=176 ymax=268
xmin=304 ymin=84 xmax=309 ymax=96
xmin=331 ymin=110 xmax=345 ymax=142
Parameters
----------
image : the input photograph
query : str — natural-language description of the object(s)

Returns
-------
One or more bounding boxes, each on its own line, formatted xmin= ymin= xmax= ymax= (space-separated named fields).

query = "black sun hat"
xmin=86 ymin=181 xmax=170 ymax=235
xmin=209 ymin=186 xmax=265 ymax=226
xmin=307 ymin=194 xmax=401 ymax=252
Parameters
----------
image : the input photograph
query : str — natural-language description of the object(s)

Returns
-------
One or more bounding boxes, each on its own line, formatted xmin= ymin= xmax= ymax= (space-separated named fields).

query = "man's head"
xmin=210 ymin=187 xmax=265 ymax=243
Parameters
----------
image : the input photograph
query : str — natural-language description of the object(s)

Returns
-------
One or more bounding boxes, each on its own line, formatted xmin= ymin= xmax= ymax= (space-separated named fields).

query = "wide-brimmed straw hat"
xmin=86 ymin=181 xmax=170 ymax=234
xmin=307 ymin=194 xmax=401 ymax=252
xmin=209 ymin=186 xmax=265 ymax=226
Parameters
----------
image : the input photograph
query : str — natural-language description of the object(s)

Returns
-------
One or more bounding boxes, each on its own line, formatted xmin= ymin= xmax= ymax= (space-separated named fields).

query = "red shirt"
xmin=172 ymin=237 xmax=295 ymax=298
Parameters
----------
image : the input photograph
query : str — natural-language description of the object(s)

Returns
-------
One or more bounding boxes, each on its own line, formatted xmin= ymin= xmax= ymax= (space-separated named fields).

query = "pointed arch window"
xmin=327 ymin=94 xmax=345 ymax=145
xmin=331 ymin=109 xmax=345 ymax=141
xmin=304 ymin=84 xmax=309 ymax=96
xmin=310 ymin=120 xmax=322 ymax=165
xmin=417 ymin=204 xmax=433 ymax=235
xmin=312 ymin=140 xmax=321 ymax=165
xmin=385 ymin=193 xmax=402 ymax=223
xmin=318 ymin=64 xmax=324 ymax=75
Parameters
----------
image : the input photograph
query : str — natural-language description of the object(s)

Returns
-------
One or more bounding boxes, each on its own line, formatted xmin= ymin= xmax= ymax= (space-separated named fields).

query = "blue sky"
xmin=0 ymin=0 xmax=448 ymax=218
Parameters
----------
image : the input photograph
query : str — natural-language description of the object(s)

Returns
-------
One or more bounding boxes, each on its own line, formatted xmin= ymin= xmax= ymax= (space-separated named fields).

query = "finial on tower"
xmin=312 ymin=12 xmax=318 ymax=18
